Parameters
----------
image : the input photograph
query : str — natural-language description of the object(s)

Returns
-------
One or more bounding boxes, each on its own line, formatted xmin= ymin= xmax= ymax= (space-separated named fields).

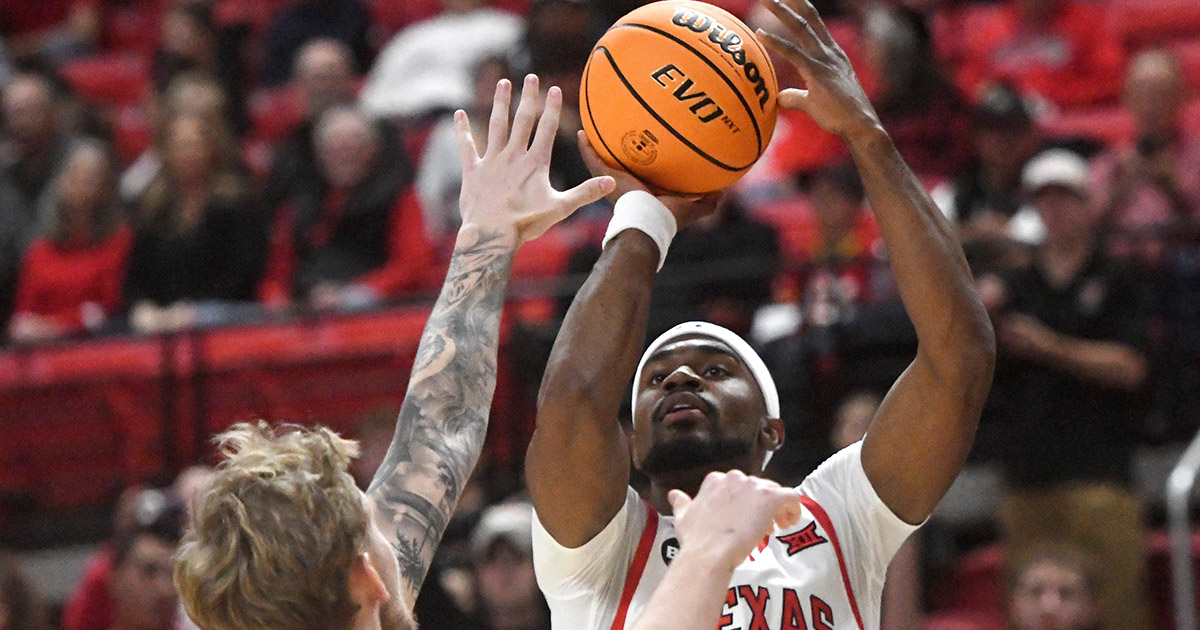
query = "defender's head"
xmin=174 ymin=423 xmax=415 ymax=630
xmin=630 ymin=322 xmax=784 ymax=477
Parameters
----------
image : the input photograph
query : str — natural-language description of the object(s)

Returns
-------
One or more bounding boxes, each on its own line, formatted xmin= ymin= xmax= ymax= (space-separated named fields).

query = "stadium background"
xmin=0 ymin=0 xmax=1198 ymax=628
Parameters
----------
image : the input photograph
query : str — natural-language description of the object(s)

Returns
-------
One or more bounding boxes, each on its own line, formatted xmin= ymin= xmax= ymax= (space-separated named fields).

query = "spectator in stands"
xmin=954 ymin=0 xmax=1125 ymax=108
xmin=64 ymin=489 xmax=185 ymax=630
xmin=651 ymin=196 xmax=780 ymax=338
xmin=985 ymin=149 xmax=1150 ymax=630
xmin=0 ymin=0 xmax=100 ymax=64
xmin=121 ymin=72 xmax=231 ymax=204
xmin=932 ymin=83 xmax=1045 ymax=271
xmin=794 ymin=161 xmax=888 ymax=312
xmin=1093 ymin=49 xmax=1200 ymax=263
xmin=260 ymin=106 xmax=434 ymax=309
xmin=469 ymin=502 xmax=550 ymax=630
xmin=261 ymin=0 xmax=372 ymax=87
xmin=153 ymin=2 xmax=247 ymax=135
xmin=110 ymin=495 xmax=186 ymax=630
xmin=124 ymin=112 xmax=265 ymax=334
xmin=263 ymin=38 xmax=360 ymax=213
xmin=360 ymin=0 xmax=523 ymax=119
xmin=0 ymin=553 xmax=48 ymax=630
xmin=0 ymin=175 xmax=32 ymax=337
xmin=1009 ymin=545 xmax=1100 ymax=630
xmin=1 ymin=73 xmax=70 ymax=212
xmin=860 ymin=4 xmax=970 ymax=179
xmin=8 ymin=138 xmax=130 ymax=343
xmin=417 ymin=55 xmax=513 ymax=242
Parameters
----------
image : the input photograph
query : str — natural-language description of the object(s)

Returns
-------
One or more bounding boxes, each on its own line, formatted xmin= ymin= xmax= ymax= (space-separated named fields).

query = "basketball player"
xmin=172 ymin=74 xmax=615 ymax=630
xmin=526 ymin=1 xmax=996 ymax=628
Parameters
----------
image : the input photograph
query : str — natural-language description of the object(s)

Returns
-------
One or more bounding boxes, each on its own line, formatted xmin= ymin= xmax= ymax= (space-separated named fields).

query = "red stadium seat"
xmin=1174 ymin=38 xmax=1200 ymax=90
xmin=1107 ymin=0 xmax=1200 ymax=46
xmin=104 ymin=1 xmax=163 ymax=57
xmin=1042 ymin=105 xmax=1137 ymax=147
xmin=114 ymin=104 xmax=153 ymax=165
xmin=59 ymin=54 xmax=150 ymax=107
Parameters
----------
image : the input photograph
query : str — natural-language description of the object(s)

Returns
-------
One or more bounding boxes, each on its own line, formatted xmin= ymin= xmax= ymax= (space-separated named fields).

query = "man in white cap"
xmin=985 ymin=148 xmax=1150 ymax=630
xmin=524 ymin=0 xmax=996 ymax=628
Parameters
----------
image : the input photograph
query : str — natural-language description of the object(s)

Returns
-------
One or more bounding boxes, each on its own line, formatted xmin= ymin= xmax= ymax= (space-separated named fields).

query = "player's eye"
xmin=704 ymin=365 xmax=728 ymax=378
xmin=648 ymin=373 xmax=666 ymax=385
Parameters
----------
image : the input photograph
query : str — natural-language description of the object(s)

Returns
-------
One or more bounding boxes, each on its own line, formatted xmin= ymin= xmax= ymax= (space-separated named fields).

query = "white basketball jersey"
xmin=532 ymin=442 xmax=919 ymax=630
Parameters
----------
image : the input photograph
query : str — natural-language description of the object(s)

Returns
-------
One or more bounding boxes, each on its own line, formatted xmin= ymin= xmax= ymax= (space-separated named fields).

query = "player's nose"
xmin=662 ymin=365 xmax=702 ymax=390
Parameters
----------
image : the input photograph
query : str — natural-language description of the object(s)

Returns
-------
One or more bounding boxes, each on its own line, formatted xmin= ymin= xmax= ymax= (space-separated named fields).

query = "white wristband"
xmin=602 ymin=190 xmax=677 ymax=271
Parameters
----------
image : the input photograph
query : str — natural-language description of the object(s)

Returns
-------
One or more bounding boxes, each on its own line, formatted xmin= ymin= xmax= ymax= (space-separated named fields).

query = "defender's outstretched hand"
xmin=669 ymin=471 xmax=802 ymax=571
xmin=756 ymin=0 xmax=881 ymax=140
xmin=456 ymin=75 xmax=615 ymax=245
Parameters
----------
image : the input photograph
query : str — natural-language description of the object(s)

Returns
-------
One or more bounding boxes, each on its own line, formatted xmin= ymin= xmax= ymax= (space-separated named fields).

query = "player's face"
xmin=632 ymin=336 xmax=772 ymax=474
xmin=1010 ymin=562 xmax=1098 ymax=630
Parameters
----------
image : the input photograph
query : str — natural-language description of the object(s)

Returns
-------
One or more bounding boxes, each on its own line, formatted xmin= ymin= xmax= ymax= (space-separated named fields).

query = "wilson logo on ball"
xmin=671 ymin=7 xmax=770 ymax=109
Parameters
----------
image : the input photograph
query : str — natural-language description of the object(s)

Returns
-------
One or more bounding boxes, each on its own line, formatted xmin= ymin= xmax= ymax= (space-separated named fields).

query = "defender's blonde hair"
xmin=174 ymin=422 xmax=370 ymax=630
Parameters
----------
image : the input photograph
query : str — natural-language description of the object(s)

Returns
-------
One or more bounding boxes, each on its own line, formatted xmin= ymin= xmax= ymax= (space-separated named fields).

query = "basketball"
xmin=580 ymin=0 xmax=779 ymax=194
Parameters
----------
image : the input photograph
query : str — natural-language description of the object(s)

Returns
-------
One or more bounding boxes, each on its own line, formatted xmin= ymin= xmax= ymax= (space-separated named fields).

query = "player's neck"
xmin=647 ymin=459 xmax=759 ymax=515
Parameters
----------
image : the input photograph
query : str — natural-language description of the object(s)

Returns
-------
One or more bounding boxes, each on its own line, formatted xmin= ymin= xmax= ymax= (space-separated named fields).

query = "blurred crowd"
xmin=1 ymin=0 xmax=1199 ymax=628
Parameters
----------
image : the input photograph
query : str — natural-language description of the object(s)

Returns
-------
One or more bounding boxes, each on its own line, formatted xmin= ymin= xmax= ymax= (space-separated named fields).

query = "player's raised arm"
xmin=366 ymin=74 xmax=614 ymax=597
xmin=758 ymin=0 xmax=995 ymax=524
xmin=525 ymin=135 xmax=719 ymax=548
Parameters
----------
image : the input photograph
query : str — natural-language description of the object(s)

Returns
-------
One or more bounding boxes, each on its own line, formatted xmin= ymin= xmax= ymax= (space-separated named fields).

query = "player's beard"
xmin=639 ymin=434 xmax=753 ymax=476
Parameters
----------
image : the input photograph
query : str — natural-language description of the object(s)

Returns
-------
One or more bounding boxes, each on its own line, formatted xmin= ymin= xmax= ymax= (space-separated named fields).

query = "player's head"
xmin=630 ymin=322 xmax=784 ymax=477
xmin=1008 ymin=545 xmax=1100 ymax=630
xmin=174 ymin=423 xmax=415 ymax=630
xmin=112 ymin=490 xmax=185 ymax=630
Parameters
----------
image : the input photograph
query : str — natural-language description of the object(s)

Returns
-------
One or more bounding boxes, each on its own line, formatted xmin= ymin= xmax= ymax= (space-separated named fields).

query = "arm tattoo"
xmin=367 ymin=229 xmax=515 ymax=597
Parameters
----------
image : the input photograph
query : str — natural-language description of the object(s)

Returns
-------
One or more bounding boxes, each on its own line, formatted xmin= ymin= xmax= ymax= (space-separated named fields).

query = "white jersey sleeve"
xmin=798 ymin=440 xmax=921 ymax=600
xmin=532 ymin=487 xmax=648 ymax=628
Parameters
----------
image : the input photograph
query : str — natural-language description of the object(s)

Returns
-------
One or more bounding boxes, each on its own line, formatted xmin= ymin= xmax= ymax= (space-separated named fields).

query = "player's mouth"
xmin=653 ymin=391 xmax=714 ymax=427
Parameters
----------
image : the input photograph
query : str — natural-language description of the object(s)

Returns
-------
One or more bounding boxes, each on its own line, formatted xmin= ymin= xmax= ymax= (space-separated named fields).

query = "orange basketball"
xmin=580 ymin=0 xmax=779 ymax=194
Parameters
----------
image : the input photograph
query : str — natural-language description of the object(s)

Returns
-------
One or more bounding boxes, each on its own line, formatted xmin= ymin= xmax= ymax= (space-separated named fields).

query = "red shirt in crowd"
xmin=12 ymin=227 xmax=132 ymax=332
xmin=953 ymin=0 xmax=1125 ymax=107
xmin=0 ymin=0 xmax=100 ymax=35
xmin=260 ymin=185 xmax=436 ymax=305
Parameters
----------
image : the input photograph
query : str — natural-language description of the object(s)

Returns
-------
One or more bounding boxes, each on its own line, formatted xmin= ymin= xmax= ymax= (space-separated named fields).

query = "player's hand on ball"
xmin=455 ymin=74 xmax=616 ymax=245
xmin=668 ymin=470 xmax=802 ymax=571
xmin=576 ymin=130 xmax=723 ymax=229
xmin=755 ymin=0 xmax=882 ymax=141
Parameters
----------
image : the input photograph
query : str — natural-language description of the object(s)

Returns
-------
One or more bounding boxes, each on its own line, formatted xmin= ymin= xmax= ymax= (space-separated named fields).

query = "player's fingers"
xmin=485 ymin=79 xmax=512 ymax=156
xmin=509 ymin=74 xmax=541 ymax=153
xmin=668 ymin=489 xmax=693 ymax=517
xmin=760 ymin=0 xmax=822 ymax=51
xmin=787 ymin=0 xmax=836 ymax=48
xmin=756 ymin=29 xmax=820 ymax=81
xmin=777 ymin=87 xmax=811 ymax=112
xmin=530 ymin=86 xmax=562 ymax=161
xmin=453 ymin=110 xmax=480 ymax=165
xmin=558 ymin=175 xmax=615 ymax=214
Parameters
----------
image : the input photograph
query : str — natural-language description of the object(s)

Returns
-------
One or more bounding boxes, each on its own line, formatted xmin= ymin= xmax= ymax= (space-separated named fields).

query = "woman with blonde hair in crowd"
xmin=8 ymin=138 xmax=131 ymax=343
xmin=123 ymin=111 xmax=267 ymax=333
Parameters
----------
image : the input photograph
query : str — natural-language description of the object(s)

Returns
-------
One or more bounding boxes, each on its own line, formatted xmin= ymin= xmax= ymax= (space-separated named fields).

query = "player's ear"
xmin=761 ymin=417 xmax=785 ymax=453
xmin=349 ymin=552 xmax=390 ymax=606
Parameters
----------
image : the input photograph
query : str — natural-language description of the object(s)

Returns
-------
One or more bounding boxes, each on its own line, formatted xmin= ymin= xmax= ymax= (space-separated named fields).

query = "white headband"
xmin=632 ymin=321 xmax=780 ymax=468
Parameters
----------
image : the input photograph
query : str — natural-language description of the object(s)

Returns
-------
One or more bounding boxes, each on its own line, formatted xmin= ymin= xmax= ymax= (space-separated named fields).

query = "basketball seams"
xmin=581 ymin=52 xmax=642 ymax=176
xmin=594 ymin=46 xmax=746 ymax=172
xmin=611 ymin=22 xmax=764 ymax=156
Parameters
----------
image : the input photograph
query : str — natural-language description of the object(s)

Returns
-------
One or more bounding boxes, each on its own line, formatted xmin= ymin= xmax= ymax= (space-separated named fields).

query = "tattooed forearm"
xmin=367 ymin=228 xmax=515 ymax=596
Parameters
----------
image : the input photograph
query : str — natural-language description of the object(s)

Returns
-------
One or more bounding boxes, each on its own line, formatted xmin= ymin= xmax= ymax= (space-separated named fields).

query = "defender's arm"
xmin=367 ymin=76 xmax=614 ymax=598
